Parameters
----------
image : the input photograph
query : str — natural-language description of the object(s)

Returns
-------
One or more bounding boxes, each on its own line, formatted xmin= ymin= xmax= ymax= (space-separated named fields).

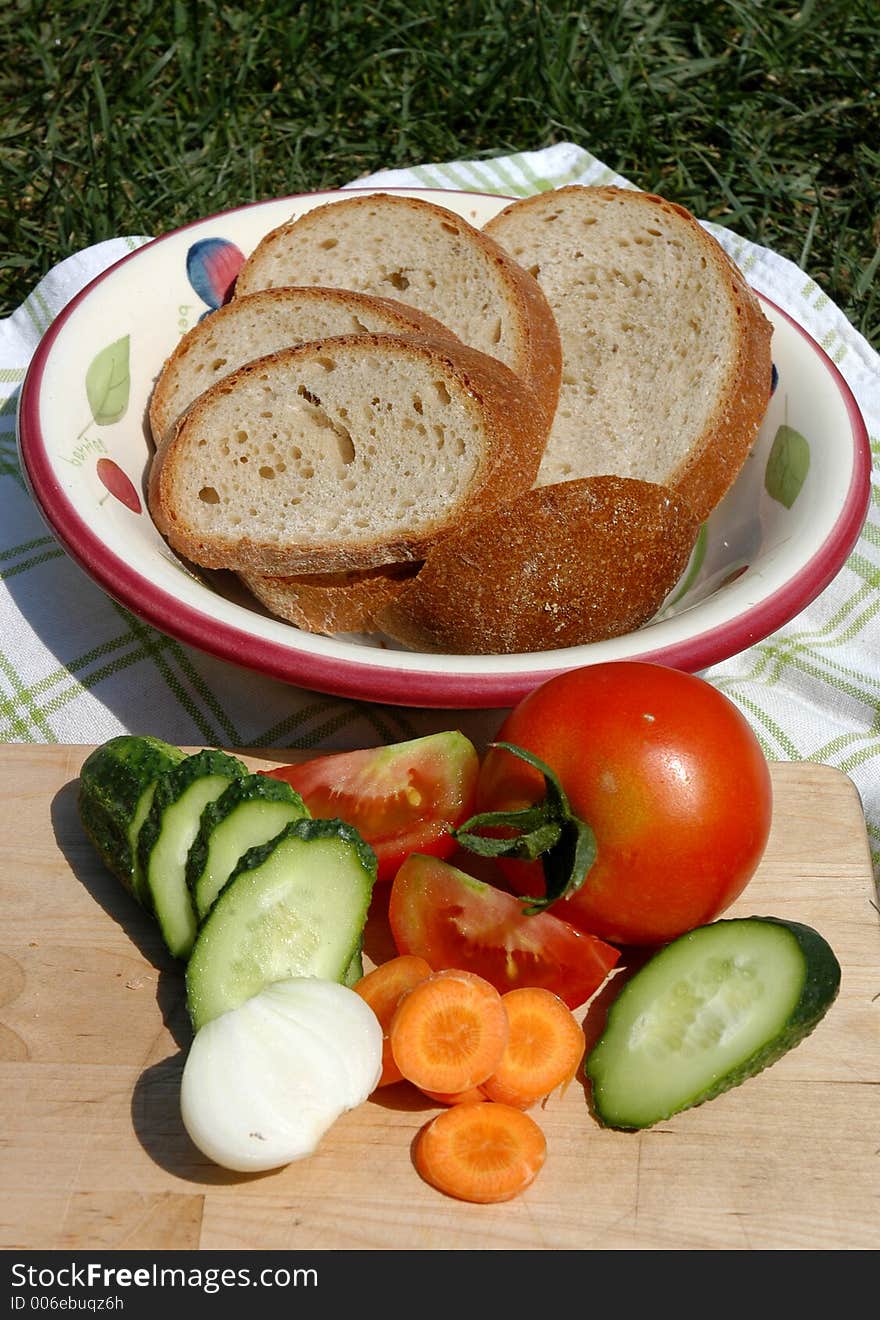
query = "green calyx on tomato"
xmin=453 ymin=741 xmax=597 ymax=915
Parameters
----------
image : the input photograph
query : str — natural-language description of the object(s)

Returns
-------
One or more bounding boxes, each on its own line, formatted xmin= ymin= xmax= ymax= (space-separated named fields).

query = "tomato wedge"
xmin=389 ymin=854 xmax=620 ymax=1009
xmin=262 ymin=731 xmax=479 ymax=883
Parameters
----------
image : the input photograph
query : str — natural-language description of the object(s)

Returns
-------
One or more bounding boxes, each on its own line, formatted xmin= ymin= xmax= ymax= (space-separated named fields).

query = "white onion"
xmin=180 ymin=977 xmax=383 ymax=1172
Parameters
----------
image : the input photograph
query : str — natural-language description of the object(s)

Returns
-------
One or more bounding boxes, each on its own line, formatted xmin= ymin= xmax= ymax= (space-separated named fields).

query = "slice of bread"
xmin=376 ymin=476 xmax=700 ymax=654
xmin=239 ymin=562 xmax=419 ymax=635
xmin=484 ymin=185 xmax=773 ymax=521
xmin=148 ymin=285 xmax=460 ymax=450
xmin=148 ymin=332 xmax=546 ymax=576
xmin=233 ymin=191 xmax=562 ymax=441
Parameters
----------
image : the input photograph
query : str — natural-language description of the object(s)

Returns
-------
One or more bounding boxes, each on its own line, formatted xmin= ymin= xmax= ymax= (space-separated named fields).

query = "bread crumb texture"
xmin=148 ymin=285 xmax=460 ymax=449
xmin=148 ymin=333 xmax=542 ymax=575
xmin=237 ymin=194 xmax=535 ymax=376
xmin=484 ymin=186 xmax=772 ymax=519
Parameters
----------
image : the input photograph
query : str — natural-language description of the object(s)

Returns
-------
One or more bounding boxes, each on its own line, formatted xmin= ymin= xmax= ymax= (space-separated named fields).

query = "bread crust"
xmin=148 ymin=285 xmax=462 ymax=450
xmin=376 ymin=476 xmax=701 ymax=654
xmin=235 ymin=192 xmax=562 ymax=444
xmin=665 ymin=245 xmax=773 ymax=518
xmin=239 ymin=562 xmax=420 ymax=635
xmin=485 ymin=185 xmax=773 ymax=521
xmin=148 ymin=331 xmax=548 ymax=575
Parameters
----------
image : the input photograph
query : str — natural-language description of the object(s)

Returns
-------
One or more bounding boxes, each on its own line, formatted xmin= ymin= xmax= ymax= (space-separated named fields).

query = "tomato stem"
xmin=453 ymin=742 xmax=597 ymax=913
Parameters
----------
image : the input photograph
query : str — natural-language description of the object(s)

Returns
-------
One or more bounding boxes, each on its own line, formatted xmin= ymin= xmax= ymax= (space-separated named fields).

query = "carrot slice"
xmin=390 ymin=969 xmax=509 ymax=1094
xmin=353 ymin=955 xmax=432 ymax=1086
xmin=415 ymin=1102 xmax=546 ymax=1203
xmin=481 ymin=987 xmax=585 ymax=1109
xmin=418 ymin=1085 xmax=488 ymax=1106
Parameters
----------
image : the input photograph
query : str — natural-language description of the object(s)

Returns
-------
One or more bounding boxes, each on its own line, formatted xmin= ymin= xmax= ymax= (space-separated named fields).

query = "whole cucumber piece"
xmin=77 ymin=734 xmax=186 ymax=902
xmin=586 ymin=916 xmax=840 ymax=1130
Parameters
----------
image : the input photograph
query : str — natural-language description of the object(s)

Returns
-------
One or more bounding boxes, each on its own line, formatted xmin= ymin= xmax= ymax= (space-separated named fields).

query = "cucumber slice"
xmin=186 ymin=816 xmax=377 ymax=1031
xmin=138 ymin=749 xmax=248 ymax=960
xmin=77 ymin=735 xmax=186 ymax=902
xmin=186 ymin=773 xmax=309 ymax=920
xmin=586 ymin=916 xmax=841 ymax=1130
xmin=342 ymin=938 xmax=365 ymax=988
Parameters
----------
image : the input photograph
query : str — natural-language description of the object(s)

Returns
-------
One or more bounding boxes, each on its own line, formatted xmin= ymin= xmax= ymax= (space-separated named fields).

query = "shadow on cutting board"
xmin=50 ymin=778 xmax=188 ymax=1043
xmin=50 ymin=778 xmax=264 ymax=1184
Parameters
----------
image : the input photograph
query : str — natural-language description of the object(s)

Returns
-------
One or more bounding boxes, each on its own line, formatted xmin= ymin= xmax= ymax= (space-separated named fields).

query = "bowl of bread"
xmin=17 ymin=186 xmax=870 ymax=708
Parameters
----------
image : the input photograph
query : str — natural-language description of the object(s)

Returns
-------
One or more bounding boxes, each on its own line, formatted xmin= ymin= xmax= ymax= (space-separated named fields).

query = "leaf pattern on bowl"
xmin=96 ymin=458 xmax=142 ymax=514
xmin=765 ymin=423 xmax=810 ymax=509
xmin=85 ymin=335 xmax=131 ymax=425
xmin=719 ymin=563 xmax=750 ymax=589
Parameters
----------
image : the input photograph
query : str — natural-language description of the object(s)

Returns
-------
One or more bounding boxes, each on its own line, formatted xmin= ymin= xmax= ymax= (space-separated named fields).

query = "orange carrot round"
xmin=353 ymin=955 xmax=433 ymax=1086
xmin=418 ymin=1085 xmax=488 ymax=1106
xmin=389 ymin=968 xmax=509 ymax=1095
xmin=415 ymin=1102 xmax=546 ymax=1203
xmin=481 ymin=987 xmax=585 ymax=1109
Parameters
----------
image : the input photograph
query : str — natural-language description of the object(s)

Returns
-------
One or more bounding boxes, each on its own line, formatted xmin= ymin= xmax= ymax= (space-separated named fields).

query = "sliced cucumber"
xmin=586 ymin=916 xmax=841 ymax=1130
xmin=186 ymin=773 xmax=309 ymax=920
xmin=342 ymin=938 xmax=365 ymax=988
xmin=186 ymin=816 xmax=377 ymax=1031
xmin=138 ymin=749 xmax=248 ymax=960
xmin=77 ymin=735 xmax=186 ymax=902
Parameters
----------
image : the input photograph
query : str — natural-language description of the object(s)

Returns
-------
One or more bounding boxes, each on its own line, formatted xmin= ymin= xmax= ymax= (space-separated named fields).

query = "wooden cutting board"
xmin=0 ymin=744 xmax=877 ymax=1251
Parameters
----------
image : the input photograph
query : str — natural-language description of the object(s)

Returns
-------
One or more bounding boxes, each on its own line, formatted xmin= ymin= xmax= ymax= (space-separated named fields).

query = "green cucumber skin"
xmin=186 ymin=773 xmax=309 ymax=919
xmin=137 ymin=749 xmax=248 ymax=882
xmin=77 ymin=735 xmax=186 ymax=899
xmin=586 ymin=916 xmax=841 ymax=1131
xmin=186 ymin=815 xmax=377 ymax=1031
xmin=137 ymin=749 xmax=248 ymax=958
xmin=219 ymin=812 xmax=378 ymax=897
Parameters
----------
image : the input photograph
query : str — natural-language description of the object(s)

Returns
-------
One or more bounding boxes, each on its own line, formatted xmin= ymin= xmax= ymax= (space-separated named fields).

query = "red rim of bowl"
xmin=16 ymin=188 xmax=872 ymax=710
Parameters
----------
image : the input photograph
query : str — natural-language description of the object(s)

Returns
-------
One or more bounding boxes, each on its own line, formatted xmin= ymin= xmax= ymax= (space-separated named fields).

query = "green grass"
xmin=1 ymin=0 xmax=877 ymax=342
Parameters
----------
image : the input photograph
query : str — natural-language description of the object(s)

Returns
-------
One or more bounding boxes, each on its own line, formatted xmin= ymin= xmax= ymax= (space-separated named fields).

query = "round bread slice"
xmin=148 ymin=332 xmax=546 ymax=576
xmin=233 ymin=191 xmax=562 ymax=443
xmin=148 ymin=285 xmax=461 ymax=450
xmin=375 ymin=476 xmax=701 ymax=655
xmin=483 ymin=185 xmax=773 ymax=521
xmin=239 ymin=562 xmax=419 ymax=635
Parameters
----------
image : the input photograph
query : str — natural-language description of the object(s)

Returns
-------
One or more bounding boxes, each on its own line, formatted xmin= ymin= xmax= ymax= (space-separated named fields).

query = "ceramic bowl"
xmin=17 ymin=188 xmax=871 ymax=708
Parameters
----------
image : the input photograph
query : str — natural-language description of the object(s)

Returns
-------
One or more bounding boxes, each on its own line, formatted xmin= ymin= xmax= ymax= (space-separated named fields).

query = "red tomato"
xmin=263 ymin=731 xmax=479 ymax=883
xmin=389 ymin=853 xmax=619 ymax=1009
xmin=476 ymin=662 xmax=773 ymax=946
